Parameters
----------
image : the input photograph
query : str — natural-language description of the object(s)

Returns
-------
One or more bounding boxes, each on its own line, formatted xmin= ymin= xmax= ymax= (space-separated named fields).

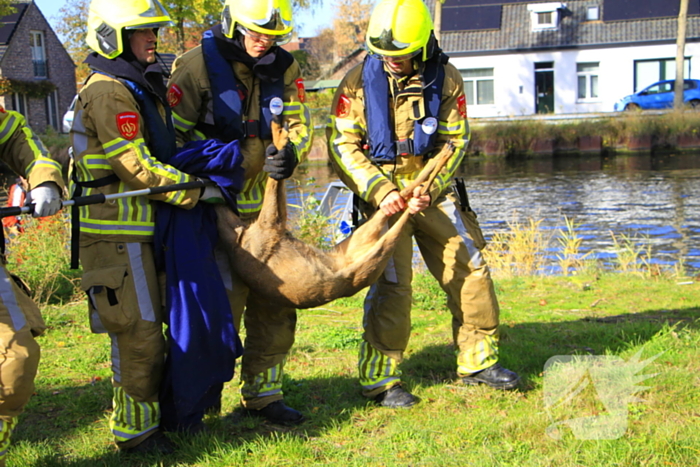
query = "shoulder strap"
xmin=201 ymin=30 xmax=245 ymax=142
xmin=363 ymin=55 xmax=395 ymax=162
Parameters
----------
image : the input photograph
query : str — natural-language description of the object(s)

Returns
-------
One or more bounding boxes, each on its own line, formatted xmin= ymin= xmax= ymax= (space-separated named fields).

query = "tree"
xmin=54 ymin=0 xmax=91 ymax=84
xmin=332 ymin=0 xmax=373 ymax=58
xmin=53 ymin=0 xmax=322 ymax=83
xmin=0 ymin=0 xmax=14 ymax=18
xmin=303 ymin=27 xmax=335 ymax=78
xmin=291 ymin=49 xmax=320 ymax=79
xmin=161 ymin=0 xmax=221 ymax=55
xmin=674 ymin=0 xmax=689 ymax=109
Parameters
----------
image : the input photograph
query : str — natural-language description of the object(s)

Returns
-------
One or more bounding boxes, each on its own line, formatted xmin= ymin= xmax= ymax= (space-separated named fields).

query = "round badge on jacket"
xmin=422 ymin=117 xmax=438 ymax=135
xmin=270 ymin=97 xmax=284 ymax=116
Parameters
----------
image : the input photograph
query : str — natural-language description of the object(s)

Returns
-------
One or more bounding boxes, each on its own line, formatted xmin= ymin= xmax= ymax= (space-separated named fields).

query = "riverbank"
xmin=304 ymin=108 xmax=700 ymax=160
xmin=23 ymin=109 xmax=700 ymax=165
xmin=469 ymin=109 xmax=700 ymax=157
xmin=11 ymin=272 xmax=699 ymax=466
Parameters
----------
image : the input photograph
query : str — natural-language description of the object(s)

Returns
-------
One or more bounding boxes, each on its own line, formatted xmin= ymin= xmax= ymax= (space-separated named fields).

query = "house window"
xmin=577 ymin=62 xmax=599 ymax=100
xmin=461 ymin=68 xmax=495 ymax=105
xmin=537 ymin=11 xmax=553 ymax=25
xmin=586 ymin=5 xmax=599 ymax=21
xmin=46 ymin=90 xmax=59 ymax=131
xmin=12 ymin=94 xmax=27 ymax=117
xmin=527 ymin=3 xmax=566 ymax=30
xmin=634 ymin=58 xmax=690 ymax=91
xmin=30 ymin=31 xmax=47 ymax=78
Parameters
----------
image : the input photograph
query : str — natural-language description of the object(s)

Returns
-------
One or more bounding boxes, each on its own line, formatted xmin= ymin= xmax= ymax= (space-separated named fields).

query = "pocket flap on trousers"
xmin=80 ymin=265 xmax=128 ymax=292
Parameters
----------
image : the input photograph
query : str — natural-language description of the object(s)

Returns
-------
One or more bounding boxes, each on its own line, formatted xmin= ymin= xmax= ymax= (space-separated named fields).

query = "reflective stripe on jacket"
xmin=0 ymin=110 xmax=64 ymax=192
xmin=169 ymin=46 xmax=312 ymax=218
xmin=327 ymin=60 xmax=470 ymax=208
xmin=71 ymin=73 xmax=200 ymax=245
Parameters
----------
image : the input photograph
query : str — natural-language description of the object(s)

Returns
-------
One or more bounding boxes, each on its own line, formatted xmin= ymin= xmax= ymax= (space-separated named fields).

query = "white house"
xmin=432 ymin=0 xmax=700 ymax=117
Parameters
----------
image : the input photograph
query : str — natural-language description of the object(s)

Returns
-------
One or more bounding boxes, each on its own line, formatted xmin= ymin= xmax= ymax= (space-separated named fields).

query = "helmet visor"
xmin=236 ymin=24 xmax=291 ymax=46
xmin=368 ymin=28 xmax=414 ymax=55
xmin=375 ymin=48 xmax=421 ymax=63
xmin=124 ymin=0 xmax=174 ymax=29
xmin=249 ymin=7 xmax=292 ymax=32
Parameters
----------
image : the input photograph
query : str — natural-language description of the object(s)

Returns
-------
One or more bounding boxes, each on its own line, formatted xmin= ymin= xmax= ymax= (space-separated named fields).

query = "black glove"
xmin=263 ymin=142 xmax=298 ymax=180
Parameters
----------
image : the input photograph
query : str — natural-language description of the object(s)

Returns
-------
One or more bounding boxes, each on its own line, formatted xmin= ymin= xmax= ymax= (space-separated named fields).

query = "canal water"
xmin=288 ymin=151 xmax=700 ymax=275
xmin=2 ymin=151 xmax=697 ymax=275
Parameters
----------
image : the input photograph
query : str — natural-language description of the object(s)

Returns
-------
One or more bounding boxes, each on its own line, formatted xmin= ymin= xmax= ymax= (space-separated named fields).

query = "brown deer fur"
xmin=214 ymin=124 xmax=454 ymax=309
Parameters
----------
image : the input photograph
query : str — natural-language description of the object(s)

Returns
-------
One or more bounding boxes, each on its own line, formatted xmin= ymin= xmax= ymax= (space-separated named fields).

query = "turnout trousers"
xmin=358 ymin=191 xmax=501 ymax=398
xmin=80 ymin=242 xmax=165 ymax=449
xmin=0 ymin=264 xmax=44 ymax=465
xmin=216 ymin=240 xmax=297 ymax=411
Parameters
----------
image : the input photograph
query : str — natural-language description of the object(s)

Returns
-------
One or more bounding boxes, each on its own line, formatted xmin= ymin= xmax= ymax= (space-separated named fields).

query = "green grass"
xmin=8 ymin=272 xmax=699 ymax=466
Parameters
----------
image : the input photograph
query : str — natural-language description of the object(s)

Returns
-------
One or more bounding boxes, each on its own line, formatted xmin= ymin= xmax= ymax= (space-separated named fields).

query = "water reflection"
xmin=289 ymin=152 xmax=700 ymax=274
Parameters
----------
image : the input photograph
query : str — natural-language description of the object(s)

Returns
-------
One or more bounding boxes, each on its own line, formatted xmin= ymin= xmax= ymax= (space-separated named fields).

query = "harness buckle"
xmin=395 ymin=138 xmax=414 ymax=156
xmin=243 ymin=120 xmax=259 ymax=138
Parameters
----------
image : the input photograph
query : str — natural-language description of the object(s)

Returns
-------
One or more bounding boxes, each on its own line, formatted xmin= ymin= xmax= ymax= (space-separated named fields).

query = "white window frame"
xmin=634 ymin=58 xmax=691 ymax=91
xmin=461 ymin=68 xmax=495 ymax=106
xmin=576 ymin=62 xmax=600 ymax=101
xmin=586 ymin=5 xmax=599 ymax=21
xmin=527 ymin=3 xmax=566 ymax=31
xmin=30 ymin=30 xmax=47 ymax=78
xmin=13 ymin=93 xmax=27 ymax=117
xmin=46 ymin=90 xmax=59 ymax=131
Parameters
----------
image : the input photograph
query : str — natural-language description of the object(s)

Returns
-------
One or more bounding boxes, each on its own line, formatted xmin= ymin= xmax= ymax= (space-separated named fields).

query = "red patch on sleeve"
xmin=167 ymin=84 xmax=183 ymax=108
xmin=295 ymin=78 xmax=306 ymax=103
xmin=457 ymin=94 xmax=467 ymax=118
xmin=116 ymin=112 xmax=139 ymax=140
xmin=0 ymin=106 xmax=5 ymax=113
xmin=336 ymin=94 xmax=351 ymax=118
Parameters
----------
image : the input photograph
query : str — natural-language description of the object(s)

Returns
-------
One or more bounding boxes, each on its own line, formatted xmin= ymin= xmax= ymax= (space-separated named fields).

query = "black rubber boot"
xmin=245 ymin=400 xmax=305 ymax=425
xmin=121 ymin=430 xmax=175 ymax=456
xmin=373 ymin=385 xmax=418 ymax=408
xmin=461 ymin=363 xmax=520 ymax=390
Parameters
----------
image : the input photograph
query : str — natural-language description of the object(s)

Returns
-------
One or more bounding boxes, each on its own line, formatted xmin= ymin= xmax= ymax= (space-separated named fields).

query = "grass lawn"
xmin=8 ymin=272 xmax=699 ymax=466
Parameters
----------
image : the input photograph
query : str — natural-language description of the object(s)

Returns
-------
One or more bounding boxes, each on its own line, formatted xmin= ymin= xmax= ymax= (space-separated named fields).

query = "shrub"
xmin=4 ymin=214 xmax=81 ymax=304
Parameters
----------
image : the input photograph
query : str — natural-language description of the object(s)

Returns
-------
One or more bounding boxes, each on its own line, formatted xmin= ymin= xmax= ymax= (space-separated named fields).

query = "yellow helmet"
xmin=366 ymin=0 xmax=434 ymax=62
xmin=86 ymin=0 xmax=173 ymax=59
xmin=221 ymin=0 xmax=293 ymax=45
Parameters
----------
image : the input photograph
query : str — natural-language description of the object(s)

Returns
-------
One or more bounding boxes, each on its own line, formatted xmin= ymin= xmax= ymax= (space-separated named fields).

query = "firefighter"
xmin=72 ymin=0 xmax=221 ymax=454
xmin=0 ymin=108 xmax=64 ymax=467
xmin=326 ymin=0 xmax=520 ymax=408
xmin=167 ymin=0 xmax=311 ymax=424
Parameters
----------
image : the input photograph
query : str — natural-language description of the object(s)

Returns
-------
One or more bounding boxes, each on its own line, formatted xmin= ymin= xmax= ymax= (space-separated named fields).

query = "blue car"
xmin=613 ymin=79 xmax=700 ymax=111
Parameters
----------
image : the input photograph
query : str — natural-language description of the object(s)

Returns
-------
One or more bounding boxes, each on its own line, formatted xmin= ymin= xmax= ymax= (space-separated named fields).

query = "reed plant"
xmin=479 ymin=215 xmax=686 ymax=279
xmin=482 ymin=217 xmax=549 ymax=277
xmin=288 ymin=184 xmax=336 ymax=250
xmin=556 ymin=216 xmax=591 ymax=276
xmin=608 ymin=231 xmax=659 ymax=278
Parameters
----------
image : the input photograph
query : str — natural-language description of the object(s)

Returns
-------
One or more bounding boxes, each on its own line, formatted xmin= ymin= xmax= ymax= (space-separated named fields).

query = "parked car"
xmin=62 ymin=94 xmax=78 ymax=133
xmin=614 ymin=79 xmax=700 ymax=111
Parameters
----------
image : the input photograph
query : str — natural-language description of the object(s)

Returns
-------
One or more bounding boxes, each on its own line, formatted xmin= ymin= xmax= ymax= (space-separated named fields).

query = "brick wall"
xmin=0 ymin=2 xmax=76 ymax=133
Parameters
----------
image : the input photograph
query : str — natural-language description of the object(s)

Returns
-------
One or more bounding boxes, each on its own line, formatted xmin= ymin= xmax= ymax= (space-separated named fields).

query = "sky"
xmin=34 ymin=0 xmax=333 ymax=40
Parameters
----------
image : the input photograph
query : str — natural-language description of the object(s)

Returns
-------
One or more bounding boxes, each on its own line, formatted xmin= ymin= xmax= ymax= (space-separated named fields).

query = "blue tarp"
xmin=155 ymin=139 xmax=245 ymax=431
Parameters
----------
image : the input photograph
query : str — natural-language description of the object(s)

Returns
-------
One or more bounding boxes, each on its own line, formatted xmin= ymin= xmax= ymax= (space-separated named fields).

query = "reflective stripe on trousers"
xmin=240 ymin=361 xmax=284 ymax=400
xmin=358 ymin=340 xmax=401 ymax=392
xmin=456 ymin=334 xmax=499 ymax=376
xmin=110 ymin=387 xmax=159 ymax=442
xmin=0 ymin=417 xmax=17 ymax=461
